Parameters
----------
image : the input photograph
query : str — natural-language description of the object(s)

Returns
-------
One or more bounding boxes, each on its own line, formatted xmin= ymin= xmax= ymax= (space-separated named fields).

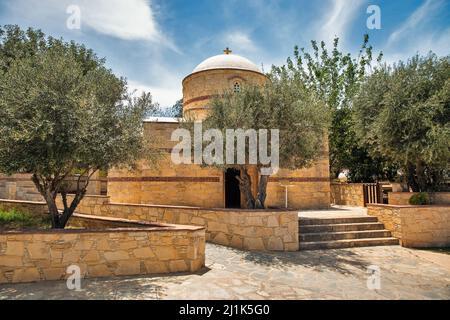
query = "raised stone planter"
xmin=388 ymin=192 xmax=450 ymax=205
xmin=0 ymin=220 xmax=205 ymax=284
xmin=55 ymin=195 xmax=299 ymax=252
xmin=368 ymin=204 xmax=450 ymax=248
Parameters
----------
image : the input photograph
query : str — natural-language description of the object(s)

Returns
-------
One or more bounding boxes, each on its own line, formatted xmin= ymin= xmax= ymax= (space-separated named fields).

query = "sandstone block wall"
xmin=56 ymin=195 xmax=299 ymax=251
xmin=331 ymin=183 xmax=365 ymax=207
xmin=0 ymin=173 xmax=105 ymax=202
xmin=368 ymin=204 xmax=450 ymax=248
xmin=107 ymin=121 xmax=331 ymax=210
xmin=0 ymin=174 xmax=43 ymax=202
xmin=0 ymin=225 xmax=205 ymax=284
xmin=182 ymin=69 xmax=267 ymax=120
xmin=0 ymin=199 xmax=48 ymax=215
xmin=388 ymin=192 xmax=450 ymax=205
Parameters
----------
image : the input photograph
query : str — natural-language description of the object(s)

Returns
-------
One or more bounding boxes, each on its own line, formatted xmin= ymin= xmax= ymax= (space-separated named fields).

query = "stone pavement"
xmin=0 ymin=243 xmax=449 ymax=300
xmin=298 ymin=205 xmax=369 ymax=219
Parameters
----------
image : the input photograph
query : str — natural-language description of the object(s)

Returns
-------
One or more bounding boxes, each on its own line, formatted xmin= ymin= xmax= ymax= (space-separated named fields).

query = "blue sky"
xmin=1 ymin=0 xmax=449 ymax=108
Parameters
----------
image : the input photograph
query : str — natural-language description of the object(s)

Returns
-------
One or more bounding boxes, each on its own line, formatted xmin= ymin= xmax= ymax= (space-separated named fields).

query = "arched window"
xmin=233 ymin=81 xmax=241 ymax=93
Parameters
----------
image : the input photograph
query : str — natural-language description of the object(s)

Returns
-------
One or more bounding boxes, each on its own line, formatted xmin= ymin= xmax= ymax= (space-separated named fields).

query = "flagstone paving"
xmin=1 ymin=243 xmax=449 ymax=300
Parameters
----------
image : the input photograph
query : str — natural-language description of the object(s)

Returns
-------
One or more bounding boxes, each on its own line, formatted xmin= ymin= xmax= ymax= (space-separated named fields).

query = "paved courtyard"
xmin=1 ymin=243 xmax=449 ymax=300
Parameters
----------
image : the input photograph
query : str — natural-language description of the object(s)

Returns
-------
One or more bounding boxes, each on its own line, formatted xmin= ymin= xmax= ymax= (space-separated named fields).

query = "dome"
xmin=192 ymin=48 xmax=262 ymax=74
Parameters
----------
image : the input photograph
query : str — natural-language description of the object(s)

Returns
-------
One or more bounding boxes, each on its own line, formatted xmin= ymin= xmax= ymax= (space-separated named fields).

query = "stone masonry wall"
xmin=0 ymin=199 xmax=48 ymax=215
xmin=0 ymin=174 xmax=43 ymax=202
xmin=368 ymin=204 xmax=450 ymax=248
xmin=331 ymin=183 xmax=365 ymax=207
xmin=0 ymin=226 xmax=205 ymax=284
xmin=388 ymin=192 xmax=450 ymax=205
xmin=56 ymin=195 xmax=299 ymax=252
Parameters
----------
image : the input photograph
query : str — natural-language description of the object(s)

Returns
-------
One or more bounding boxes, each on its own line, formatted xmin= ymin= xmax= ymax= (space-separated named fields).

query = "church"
xmin=107 ymin=49 xmax=331 ymax=210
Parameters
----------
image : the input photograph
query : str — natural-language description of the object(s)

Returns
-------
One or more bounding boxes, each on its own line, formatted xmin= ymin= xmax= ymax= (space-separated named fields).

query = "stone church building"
xmin=0 ymin=49 xmax=331 ymax=210
xmin=107 ymin=49 xmax=331 ymax=210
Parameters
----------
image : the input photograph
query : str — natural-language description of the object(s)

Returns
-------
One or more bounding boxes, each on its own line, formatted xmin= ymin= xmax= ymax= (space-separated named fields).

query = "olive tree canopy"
xmin=0 ymin=26 xmax=157 ymax=228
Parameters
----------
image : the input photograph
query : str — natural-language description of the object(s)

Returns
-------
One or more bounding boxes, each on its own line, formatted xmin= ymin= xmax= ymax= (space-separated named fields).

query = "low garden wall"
xmin=56 ymin=195 xmax=299 ymax=251
xmin=388 ymin=192 xmax=450 ymax=205
xmin=330 ymin=183 xmax=365 ymax=207
xmin=368 ymin=204 xmax=450 ymax=248
xmin=0 ymin=222 xmax=205 ymax=284
xmin=0 ymin=199 xmax=48 ymax=215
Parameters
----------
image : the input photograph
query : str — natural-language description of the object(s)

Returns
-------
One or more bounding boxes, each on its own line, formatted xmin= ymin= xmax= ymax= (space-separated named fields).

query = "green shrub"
xmin=409 ymin=193 xmax=430 ymax=205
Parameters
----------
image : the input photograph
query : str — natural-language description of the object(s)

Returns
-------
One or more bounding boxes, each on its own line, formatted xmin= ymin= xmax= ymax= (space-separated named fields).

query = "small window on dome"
xmin=233 ymin=82 xmax=241 ymax=93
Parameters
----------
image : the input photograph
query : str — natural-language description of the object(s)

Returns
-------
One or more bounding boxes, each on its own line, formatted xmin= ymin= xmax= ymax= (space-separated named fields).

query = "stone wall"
xmin=0 ymin=224 xmax=205 ymax=284
xmin=0 ymin=174 xmax=43 ymax=202
xmin=182 ymin=68 xmax=268 ymax=120
xmin=0 ymin=173 xmax=105 ymax=202
xmin=330 ymin=183 xmax=365 ymax=207
xmin=368 ymin=204 xmax=450 ymax=248
xmin=0 ymin=199 xmax=48 ymax=215
xmin=108 ymin=121 xmax=331 ymax=210
xmin=388 ymin=192 xmax=450 ymax=205
xmin=56 ymin=195 xmax=299 ymax=251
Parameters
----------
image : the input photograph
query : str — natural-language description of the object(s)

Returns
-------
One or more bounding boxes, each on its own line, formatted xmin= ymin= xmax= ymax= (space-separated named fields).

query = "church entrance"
xmin=225 ymin=169 xmax=241 ymax=208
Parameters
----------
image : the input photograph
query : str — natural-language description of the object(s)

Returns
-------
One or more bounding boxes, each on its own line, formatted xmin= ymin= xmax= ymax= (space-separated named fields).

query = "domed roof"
xmin=192 ymin=48 xmax=262 ymax=74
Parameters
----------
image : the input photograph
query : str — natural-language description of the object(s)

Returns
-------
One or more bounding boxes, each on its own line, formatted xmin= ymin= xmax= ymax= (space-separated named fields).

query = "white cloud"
xmin=224 ymin=31 xmax=258 ymax=53
xmin=387 ymin=0 xmax=443 ymax=46
xmin=79 ymin=0 xmax=158 ymax=41
xmin=317 ymin=0 xmax=365 ymax=45
xmin=4 ymin=0 xmax=179 ymax=52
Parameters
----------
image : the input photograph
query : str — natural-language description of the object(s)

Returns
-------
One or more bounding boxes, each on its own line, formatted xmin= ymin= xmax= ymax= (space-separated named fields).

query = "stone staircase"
xmin=299 ymin=216 xmax=399 ymax=250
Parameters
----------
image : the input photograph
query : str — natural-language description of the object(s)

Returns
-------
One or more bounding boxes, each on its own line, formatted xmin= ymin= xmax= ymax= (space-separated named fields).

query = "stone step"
xmin=299 ymin=237 xmax=400 ymax=250
xmin=300 ymin=230 xmax=392 ymax=242
xmin=299 ymin=216 xmax=378 ymax=226
xmin=300 ymin=222 xmax=386 ymax=233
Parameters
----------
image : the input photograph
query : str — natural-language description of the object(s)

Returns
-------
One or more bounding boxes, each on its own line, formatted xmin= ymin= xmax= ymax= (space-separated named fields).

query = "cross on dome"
xmin=223 ymin=47 xmax=232 ymax=55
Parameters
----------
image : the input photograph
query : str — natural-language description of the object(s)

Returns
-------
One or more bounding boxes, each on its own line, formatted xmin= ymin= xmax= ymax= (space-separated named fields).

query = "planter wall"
xmin=388 ymin=192 xmax=450 ymax=205
xmin=0 ymin=223 xmax=205 ymax=284
xmin=55 ymin=195 xmax=299 ymax=252
xmin=368 ymin=204 xmax=450 ymax=248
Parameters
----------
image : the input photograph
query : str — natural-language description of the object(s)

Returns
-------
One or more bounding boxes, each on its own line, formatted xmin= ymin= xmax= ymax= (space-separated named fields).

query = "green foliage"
xmin=0 ymin=25 xmax=158 ymax=228
xmin=148 ymin=99 xmax=183 ymax=118
xmin=0 ymin=209 xmax=51 ymax=229
xmin=190 ymin=73 xmax=330 ymax=208
xmin=409 ymin=193 xmax=430 ymax=206
xmin=274 ymin=35 xmax=394 ymax=182
xmin=353 ymin=53 xmax=450 ymax=192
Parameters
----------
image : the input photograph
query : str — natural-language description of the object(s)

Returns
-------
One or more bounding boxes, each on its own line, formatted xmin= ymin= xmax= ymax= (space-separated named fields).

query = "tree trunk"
xmin=32 ymin=171 xmax=92 ymax=229
xmin=415 ymin=161 xmax=427 ymax=192
xmin=236 ymin=167 xmax=255 ymax=209
xmin=406 ymin=162 xmax=420 ymax=192
xmin=255 ymin=175 xmax=269 ymax=209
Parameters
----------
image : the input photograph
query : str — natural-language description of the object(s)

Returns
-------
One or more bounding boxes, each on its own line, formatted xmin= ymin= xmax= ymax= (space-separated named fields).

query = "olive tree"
xmin=0 ymin=27 xmax=156 ymax=228
xmin=353 ymin=53 xmax=450 ymax=192
xmin=274 ymin=35 xmax=396 ymax=182
xmin=187 ymin=74 xmax=330 ymax=209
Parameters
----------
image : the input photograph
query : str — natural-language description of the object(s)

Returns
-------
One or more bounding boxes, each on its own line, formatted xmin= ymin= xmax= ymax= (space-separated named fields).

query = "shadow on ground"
xmin=239 ymin=248 xmax=371 ymax=275
xmin=0 ymin=268 xmax=211 ymax=300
